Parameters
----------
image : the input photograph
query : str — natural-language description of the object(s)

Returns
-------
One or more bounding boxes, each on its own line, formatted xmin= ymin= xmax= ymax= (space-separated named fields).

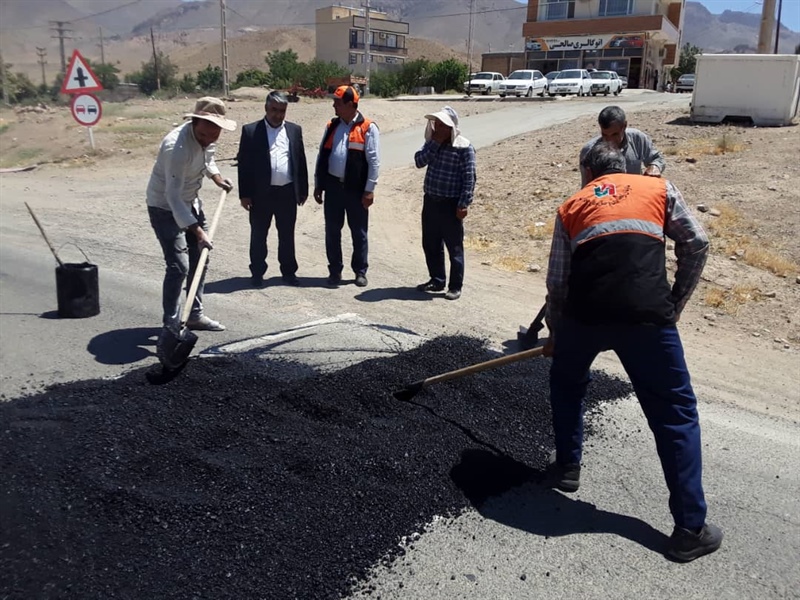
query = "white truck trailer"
xmin=690 ymin=54 xmax=800 ymax=126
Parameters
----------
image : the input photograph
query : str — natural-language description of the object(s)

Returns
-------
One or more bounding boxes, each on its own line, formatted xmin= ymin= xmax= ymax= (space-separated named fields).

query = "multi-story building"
xmin=522 ymin=0 xmax=684 ymax=89
xmin=315 ymin=6 xmax=409 ymax=74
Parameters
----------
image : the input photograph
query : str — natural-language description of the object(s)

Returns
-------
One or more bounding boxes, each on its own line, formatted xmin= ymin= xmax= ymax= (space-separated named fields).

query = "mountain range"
xmin=0 ymin=0 xmax=797 ymax=81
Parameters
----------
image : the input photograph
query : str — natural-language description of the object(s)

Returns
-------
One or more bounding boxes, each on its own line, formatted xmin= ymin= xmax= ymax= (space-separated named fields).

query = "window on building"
xmin=350 ymin=30 xmax=358 ymax=49
xmin=599 ymin=59 xmax=629 ymax=76
xmin=543 ymin=0 xmax=575 ymax=21
xmin=349 ymin=53 xmax=357 ymax=65
xmin=385 ymin=34 xmax=397 ymax=48
xmin=599 ymin=0 xmax=633 ymax=17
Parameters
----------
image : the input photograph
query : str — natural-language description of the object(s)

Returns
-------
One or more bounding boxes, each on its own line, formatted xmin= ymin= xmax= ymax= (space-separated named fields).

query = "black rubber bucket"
xmin=56 ymin=262 xmax=100 ymax=318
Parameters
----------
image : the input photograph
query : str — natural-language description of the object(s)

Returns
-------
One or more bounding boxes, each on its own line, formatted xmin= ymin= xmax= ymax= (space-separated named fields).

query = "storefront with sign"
xmin=526 ymin=34 xmax=646 ymax=87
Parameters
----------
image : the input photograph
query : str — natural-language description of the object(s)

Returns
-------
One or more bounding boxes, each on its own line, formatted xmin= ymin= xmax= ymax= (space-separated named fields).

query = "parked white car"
xmin=498 ymin=69 xmax=547 ymax=98
xmin=675 ymin=73 xmax=695 ymax=93
xmin=548 ymin=69 xmax=593 ymax=97
xmin=463 ymin=72 xmax=505 ymax=95
xmin=589 ymin=71 xmax=623 ymax=96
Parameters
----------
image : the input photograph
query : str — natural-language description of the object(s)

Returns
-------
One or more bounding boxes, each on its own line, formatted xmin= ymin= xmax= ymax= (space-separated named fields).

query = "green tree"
xmin=86 ymin=59 xmax=120 ymax=90
xmin=126 ymin=52 xmax=178 ymax=95
xmin=394 ymin=58 xmax=432 ymax=94
xmin=671 ymin=43 xmax=702 ymax=79
xmin=427 ymin=58 xmax=468 ymax=93
xmin=233 ymin=68 xmax=270 ymax=89
xmin=196 ymin=64 xmax=224 ymax=91
xmin=1 ymin=63 xmax=39 ymax=103
xmin=265 ymin=49 xmax=303 ymax=88
xmin=369 ymin=70 xmax=400 ymax=98
xmin=298 ymin=58 xmax=349 ymax=89
xmin=178 ymin=73 xmax=197 ymax=93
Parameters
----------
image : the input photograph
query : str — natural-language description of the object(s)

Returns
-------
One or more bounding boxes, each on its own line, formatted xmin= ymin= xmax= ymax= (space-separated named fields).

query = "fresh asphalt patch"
xmin=0 ymin=336 xmax=632 ymax=599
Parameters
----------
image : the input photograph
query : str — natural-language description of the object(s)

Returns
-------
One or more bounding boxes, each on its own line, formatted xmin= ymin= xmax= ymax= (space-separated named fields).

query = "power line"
xmin=50 ymin=21 xmax=73 ymax=75
xmin=36 ymin=47 xmax=48 ymax=86
xmin=0 ymin=0 xmax=143 ymax=33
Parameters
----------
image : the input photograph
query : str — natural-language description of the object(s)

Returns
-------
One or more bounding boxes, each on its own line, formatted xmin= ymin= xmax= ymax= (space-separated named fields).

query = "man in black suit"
xmin=238 ymin=91 xmax=309 ymax=287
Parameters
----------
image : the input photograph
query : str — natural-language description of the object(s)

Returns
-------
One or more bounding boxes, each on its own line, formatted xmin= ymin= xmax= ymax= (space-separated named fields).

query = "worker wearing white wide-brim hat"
xmin=146 ymin=97 xmax=236 ymax=336
xmin=413 ymin=106 xmax=476 ymax=301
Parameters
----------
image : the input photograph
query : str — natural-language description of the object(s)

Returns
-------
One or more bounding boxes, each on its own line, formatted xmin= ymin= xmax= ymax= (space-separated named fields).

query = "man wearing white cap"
xmin=146 ymin=97 xmax=236 ymax=336
xmin=414 ymin=106 xmax=476 ymax=301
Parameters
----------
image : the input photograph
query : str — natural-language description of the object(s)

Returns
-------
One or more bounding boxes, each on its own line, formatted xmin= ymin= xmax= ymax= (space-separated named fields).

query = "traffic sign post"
xmin=61 ymin=50 xmax=104 ymax=151
xmin=60 ymin=50 xmax=103 ymax=95
xmin=70 ymin=93 xmax=102 ymax=150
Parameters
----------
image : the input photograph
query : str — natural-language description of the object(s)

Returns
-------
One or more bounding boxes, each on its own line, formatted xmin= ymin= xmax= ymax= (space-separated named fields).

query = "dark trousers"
xmin=550 ymin=318 xmax=707 ymax=530
xmin=148 ymin=206 xmax=208 ymax=329
xmin=248 ymin=184 xmax=298 ymax=279
xmin=421 ymin=194 xmax=464 ymax=291
xmin=324 ymin=175 xmax=368 ymax=277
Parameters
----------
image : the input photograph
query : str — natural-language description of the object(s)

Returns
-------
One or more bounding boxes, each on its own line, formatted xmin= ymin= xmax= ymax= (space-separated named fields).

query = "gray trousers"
xmin=148 ymin=206 xmax=207 ymax=330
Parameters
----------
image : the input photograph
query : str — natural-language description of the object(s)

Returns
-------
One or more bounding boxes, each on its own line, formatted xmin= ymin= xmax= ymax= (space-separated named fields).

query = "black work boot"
xmin=666 ymin=523 xmax=724 ymax=562
xmin=546 ymin=460 xmax=581 ymax=493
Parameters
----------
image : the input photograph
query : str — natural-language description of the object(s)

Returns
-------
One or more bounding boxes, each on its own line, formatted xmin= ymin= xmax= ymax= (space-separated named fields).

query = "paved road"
xmin=2 ymin=91 xmax=799 ymax=599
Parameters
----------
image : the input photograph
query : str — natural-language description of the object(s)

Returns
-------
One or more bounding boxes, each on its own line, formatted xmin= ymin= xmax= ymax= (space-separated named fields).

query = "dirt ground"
xmin=391 ymin=108 xmax=800 ymax=353
xmin=1 ymin=96 xmax=798 ymax=418
xmin=0 ymin=95 xmax=500 ymax=170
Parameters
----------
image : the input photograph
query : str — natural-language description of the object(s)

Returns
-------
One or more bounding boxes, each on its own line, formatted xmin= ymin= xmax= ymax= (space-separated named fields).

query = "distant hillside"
xmin=683 ymin=1 xmax=800 ymax=53
xmin=1 ymin=0 xmax=798 ymax=82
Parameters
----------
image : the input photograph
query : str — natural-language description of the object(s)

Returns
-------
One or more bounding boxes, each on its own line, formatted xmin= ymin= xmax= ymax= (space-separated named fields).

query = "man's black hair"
xmin=265 ymin=90 xmax=289 ymax=106
xmin=581 ymin=140 xmax=626 ymax=178
xmin=598 ymin=106 xmax=627 ymax=129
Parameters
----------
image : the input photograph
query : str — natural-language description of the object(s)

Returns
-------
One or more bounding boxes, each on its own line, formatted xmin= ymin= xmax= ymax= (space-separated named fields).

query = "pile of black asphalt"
xmin=0 ymin=336 xmax=631 ymax=600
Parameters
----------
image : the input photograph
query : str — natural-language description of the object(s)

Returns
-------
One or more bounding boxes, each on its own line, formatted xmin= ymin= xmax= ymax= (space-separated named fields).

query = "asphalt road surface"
xmin=1 ymin=91 xmax=798 ymax=599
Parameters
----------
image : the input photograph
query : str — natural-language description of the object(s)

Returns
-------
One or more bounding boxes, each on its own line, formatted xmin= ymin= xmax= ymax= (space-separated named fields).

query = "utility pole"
xmin=36 ymin=47 xmax=48 ymax=87
xmin=50 ymin=21 xmax=73 ymax=75
xmin=0 ymin=49 xmax=9 ymax=105
xmin=363 ymin=0 xmax=371 ymax=96
xmin=467 ymin=0 xmax=475 ymax=75
xmin=220 ymin=0 xmax=230 ymax=97
xmin=98 ymin=27 xmax=105 ymax=66
xmin=773 ymin=0 xmax=783 ymax=54
xmin=757 ymin=0 xmax=777 ymax=53
xmin=150 ymin=27 xmax=161 ymax=91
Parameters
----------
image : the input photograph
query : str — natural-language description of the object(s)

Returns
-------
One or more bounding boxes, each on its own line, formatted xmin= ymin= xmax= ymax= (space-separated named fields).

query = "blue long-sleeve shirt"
xmin=414 ymin=140 xmax=476 ymax=208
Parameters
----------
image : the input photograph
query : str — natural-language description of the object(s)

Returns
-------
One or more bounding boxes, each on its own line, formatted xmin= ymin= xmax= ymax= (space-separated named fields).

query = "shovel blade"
xmin=157 ymin=327 xmax=199 ymax=371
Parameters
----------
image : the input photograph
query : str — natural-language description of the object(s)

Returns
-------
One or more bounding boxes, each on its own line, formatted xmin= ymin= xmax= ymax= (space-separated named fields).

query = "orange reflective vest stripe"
xmin=558 ymin=173 xmax=668 ymax=248
xmin=323 ymin=118 xmax=373 ymax=152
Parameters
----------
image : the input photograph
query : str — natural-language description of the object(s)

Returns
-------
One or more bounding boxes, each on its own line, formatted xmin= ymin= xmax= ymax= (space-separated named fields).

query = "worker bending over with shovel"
xmin=543 ymin=141 xmax=722 ymax=562
xmin=146 ymin=97 xmax=235 ymax=342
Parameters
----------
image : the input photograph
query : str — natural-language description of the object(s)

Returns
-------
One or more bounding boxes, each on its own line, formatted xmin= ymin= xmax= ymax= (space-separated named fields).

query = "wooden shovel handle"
xmin=180 ymin=188 xmax=228 ymax=326
xmin=423 ymin=346 xmax=545 ymax=389
xmin=25 ymin=202 xmax=64 ymax=267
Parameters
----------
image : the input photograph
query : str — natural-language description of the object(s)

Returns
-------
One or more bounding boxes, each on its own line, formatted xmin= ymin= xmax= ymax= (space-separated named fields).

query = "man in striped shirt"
xmin=413 ymin=106 xmax=476 ymax=301
xmin=543 ymin=141 xmax=723 ymax=563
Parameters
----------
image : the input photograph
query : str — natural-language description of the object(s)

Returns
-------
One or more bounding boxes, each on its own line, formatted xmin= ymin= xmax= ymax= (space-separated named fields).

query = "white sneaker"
xmin=186 ymin=316 xmax=226 ymax=331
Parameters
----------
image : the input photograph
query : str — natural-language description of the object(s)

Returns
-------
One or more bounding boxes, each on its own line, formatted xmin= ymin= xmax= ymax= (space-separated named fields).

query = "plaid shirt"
xmin=414 ymin=140 xmax=476 ymax=207
xmin=546 ymin=179 xmax=708 ymax=329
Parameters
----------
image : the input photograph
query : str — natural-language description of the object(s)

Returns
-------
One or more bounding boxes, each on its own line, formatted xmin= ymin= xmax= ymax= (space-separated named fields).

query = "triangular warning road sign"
xmin=60 ymin=50 xmax=104 ymax=94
